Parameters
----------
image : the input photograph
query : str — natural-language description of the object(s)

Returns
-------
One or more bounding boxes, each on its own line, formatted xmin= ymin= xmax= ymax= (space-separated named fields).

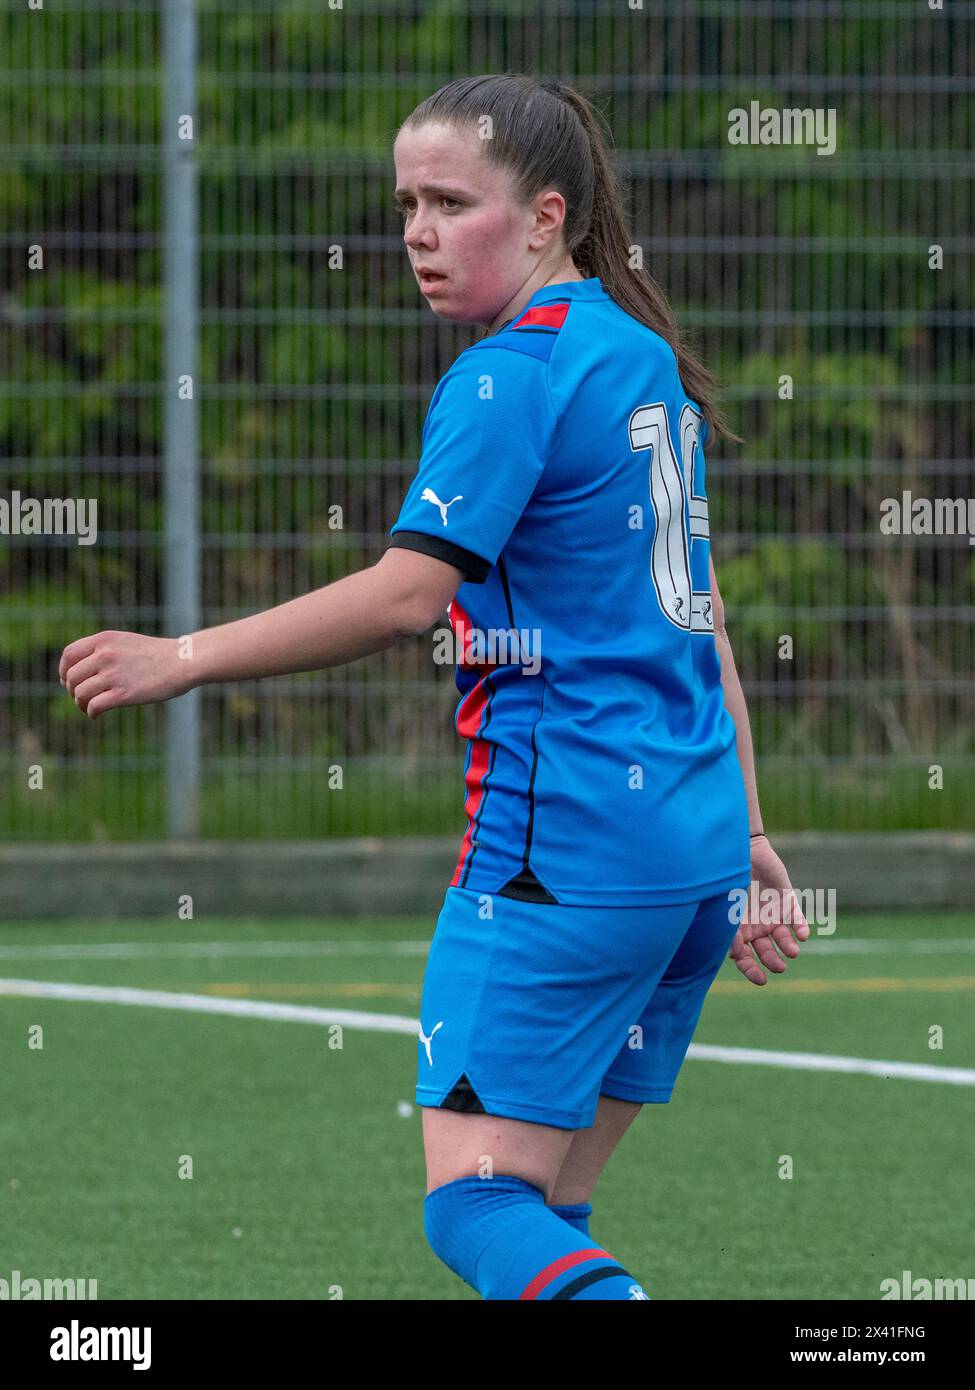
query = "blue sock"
xmin=424 ymin=1174 xmax=649 ymax=1300
xmin=549 ymin=1201 xmax=592 ymax=1236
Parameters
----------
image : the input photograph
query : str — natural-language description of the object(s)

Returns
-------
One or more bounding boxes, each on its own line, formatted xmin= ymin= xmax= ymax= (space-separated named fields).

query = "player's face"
xmin=393 ymin=121 xmax=551 ymax=331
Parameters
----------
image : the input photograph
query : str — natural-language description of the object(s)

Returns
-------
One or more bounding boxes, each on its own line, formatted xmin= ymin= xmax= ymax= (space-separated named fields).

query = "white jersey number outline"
xmin=628 ymin=401 xmax=712 ymax=633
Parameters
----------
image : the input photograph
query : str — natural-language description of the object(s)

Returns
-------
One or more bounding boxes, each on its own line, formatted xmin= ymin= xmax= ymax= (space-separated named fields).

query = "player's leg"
xmin=548 ymin=1094 xmax=643 ymax=1206
xmin=421 ymin=1105 xmax=649 ymax=1300
xmin=549 ymin=888 xmax=746 ymax=1230
xmin=422 ymin=1105 xmax=574 ymax=1199
xmin=599 ymin=888 xmax=744 ymax=1109
xmin=416 ymin=886 xmax=697 ymax=1299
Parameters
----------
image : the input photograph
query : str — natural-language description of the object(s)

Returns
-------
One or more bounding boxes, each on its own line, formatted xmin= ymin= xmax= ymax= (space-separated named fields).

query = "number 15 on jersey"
xmin=628 ymin=401 xmax=713 ymax=633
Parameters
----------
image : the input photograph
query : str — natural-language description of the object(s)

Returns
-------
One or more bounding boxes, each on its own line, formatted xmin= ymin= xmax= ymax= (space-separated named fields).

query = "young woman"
xmin=60 ymin=73 xmax=808 ymax=1301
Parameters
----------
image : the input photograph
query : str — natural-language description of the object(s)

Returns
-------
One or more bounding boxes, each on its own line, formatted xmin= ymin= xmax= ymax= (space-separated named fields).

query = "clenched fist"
xmin=58 ymin=631 xmax=193 ymax=719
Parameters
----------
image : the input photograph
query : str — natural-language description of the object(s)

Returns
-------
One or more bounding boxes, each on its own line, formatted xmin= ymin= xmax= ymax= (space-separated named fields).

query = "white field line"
xmin=0 ymin=936 xmax=972 ymax=962
xmin=0 ymin=940 xmax=430 ymax=961
xmin=1 ymin=978 xmax=973 ymax=1087
xmin=0 ymin=978 xmax=417 ymax=1033
xmin=689 ymin=1044 xmax=975 ymax=1086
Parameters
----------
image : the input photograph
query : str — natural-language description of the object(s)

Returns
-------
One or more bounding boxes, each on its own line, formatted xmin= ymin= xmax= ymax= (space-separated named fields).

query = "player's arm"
xmin=59 ymin=548 xmax=463 ymax=719
xmin=710 ymin=553 xmax=810 ymax=983
xmin=709 ymin=553 xmax=763 ymax=835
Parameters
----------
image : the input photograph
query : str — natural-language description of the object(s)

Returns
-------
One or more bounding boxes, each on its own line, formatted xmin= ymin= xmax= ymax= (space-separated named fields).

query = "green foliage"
xmin=3 ymin=6 xmax=971 ymax=838
xmin=0 ymin=579 xmax=99 ymax=661
xmin=734 ymin=350 xmax=904 ymax=467
xmin=4 ymin=271 xmax=162 ymax=455
xmin=718 ymin=539 xmax=866 ymax=653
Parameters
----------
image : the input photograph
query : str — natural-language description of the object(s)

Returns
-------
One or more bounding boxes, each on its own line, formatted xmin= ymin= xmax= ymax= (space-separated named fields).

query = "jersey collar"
xmin=494 ymin=276 xmax=605 ymax=334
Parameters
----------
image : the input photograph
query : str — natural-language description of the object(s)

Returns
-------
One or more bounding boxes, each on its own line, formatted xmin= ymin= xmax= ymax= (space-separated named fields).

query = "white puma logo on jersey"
xmin=421 ymin=488 xmax=463 ymax=526
xmin=419 ymin=1019 xmax=443 ymax=1065
xmin=628 ymin=1284 xmax=651 ymax=1300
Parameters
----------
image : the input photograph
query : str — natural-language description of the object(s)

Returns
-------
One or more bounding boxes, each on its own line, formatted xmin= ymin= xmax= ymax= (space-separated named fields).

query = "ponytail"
xmin=557 ymin=83 xmax=741 ymax=444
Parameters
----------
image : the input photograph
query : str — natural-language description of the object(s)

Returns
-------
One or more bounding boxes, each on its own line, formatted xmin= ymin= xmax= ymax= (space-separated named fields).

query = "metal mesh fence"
xmin=1 ymin=1 xmax=972 ymax=841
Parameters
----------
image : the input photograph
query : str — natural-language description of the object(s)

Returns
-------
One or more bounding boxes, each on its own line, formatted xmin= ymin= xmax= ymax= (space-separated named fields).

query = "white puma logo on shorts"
xmin=419 ymin=1020 xmax=444 ymax=1065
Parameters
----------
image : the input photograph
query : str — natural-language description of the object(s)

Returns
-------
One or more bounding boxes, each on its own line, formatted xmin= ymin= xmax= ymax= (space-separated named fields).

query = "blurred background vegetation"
xmin=1 ymin=1 xmax=972 ymax=840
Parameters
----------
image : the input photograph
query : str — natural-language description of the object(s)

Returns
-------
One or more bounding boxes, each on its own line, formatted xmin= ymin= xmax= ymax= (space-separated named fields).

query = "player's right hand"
xmin=58 ymin=630 xmax=191 ymax=720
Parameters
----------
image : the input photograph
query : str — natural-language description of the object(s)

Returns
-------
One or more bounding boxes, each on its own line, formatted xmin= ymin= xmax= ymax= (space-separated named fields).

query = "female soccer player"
xmin=60 ymin=73 xmax=809 ymax=1301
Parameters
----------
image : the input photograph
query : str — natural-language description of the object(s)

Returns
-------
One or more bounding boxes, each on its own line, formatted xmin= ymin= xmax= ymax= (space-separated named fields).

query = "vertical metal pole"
xmin=162 ymin=0 xmax=201 ymax=837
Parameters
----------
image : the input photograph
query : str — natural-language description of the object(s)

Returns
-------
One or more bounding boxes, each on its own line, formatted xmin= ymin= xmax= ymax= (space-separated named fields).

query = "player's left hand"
xmin=728 ymin=834 xmax=810 ymax=985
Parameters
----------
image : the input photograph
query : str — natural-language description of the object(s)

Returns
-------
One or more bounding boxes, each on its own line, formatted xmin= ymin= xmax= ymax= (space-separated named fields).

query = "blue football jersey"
xmin=389 ymin=276 xmax=750 ymax=905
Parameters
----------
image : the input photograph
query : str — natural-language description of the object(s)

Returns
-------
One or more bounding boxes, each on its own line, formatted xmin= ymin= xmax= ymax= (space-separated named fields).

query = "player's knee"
xmin=423 ymin=1175 xmax=481 ymax=1285
xmin=423 ymin=1172 xmax=546 ymax=1290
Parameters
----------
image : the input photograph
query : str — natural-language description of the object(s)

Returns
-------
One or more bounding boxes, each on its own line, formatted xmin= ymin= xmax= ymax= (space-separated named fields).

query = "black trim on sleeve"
xmin=387 ymin=529 xmax=491 ymax=583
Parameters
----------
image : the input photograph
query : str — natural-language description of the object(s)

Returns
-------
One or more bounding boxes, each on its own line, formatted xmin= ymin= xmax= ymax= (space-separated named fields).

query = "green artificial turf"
xmin=0 ymin=911 xmax=972 ymax=1299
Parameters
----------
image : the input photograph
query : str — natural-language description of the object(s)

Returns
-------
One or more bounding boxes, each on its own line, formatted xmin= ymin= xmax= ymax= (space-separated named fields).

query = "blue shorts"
xmin=415 ymin=884 xmax=745 ymax=1130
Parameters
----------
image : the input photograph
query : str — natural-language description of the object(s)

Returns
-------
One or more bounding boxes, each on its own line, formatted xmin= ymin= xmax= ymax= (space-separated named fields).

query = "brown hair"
xmin=398 ymin=72 xmax=740 ymax=444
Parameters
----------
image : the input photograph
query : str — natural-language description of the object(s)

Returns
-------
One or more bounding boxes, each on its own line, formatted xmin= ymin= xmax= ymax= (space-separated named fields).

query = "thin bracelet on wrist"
xmin=750 ymin=830 xmax=767 ymax=839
